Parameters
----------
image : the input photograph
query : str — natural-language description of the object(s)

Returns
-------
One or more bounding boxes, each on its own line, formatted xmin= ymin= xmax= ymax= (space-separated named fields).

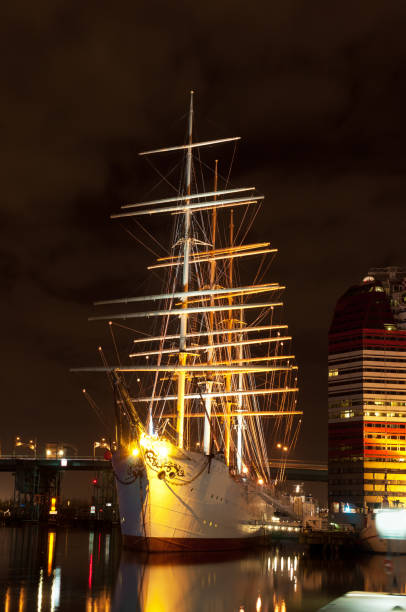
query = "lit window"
xmin=341 ymin=410 xmax=354 ymax=419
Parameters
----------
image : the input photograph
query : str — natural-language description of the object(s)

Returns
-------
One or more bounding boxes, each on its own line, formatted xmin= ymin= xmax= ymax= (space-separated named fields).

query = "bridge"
xmin=0 ymin=456 xmax=114 ymax=521
xmin=269 ymin=460 xmax=327 ymax=483
xmin=0 ymin=452 xmax=326 ymax=522
xmin=0 ymin=456 xmax=111 ymax=472
xmin=0 ymin=455 xmax=327 ymax=481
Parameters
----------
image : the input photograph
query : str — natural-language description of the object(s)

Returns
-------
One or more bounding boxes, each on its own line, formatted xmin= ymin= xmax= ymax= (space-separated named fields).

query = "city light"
xmin=14 ymin=436 xmax=36 ymax=453
xmin=93 ymin=438 xmax=110 ymax=457
xmin=49 ymin=498 xmax=57 ymax=516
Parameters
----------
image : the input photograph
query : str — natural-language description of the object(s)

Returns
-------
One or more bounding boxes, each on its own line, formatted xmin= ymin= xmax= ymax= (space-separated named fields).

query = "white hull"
xmin=112 ymin=446 xmax=277 ymax=551
xmin=359 ymin=513 xmax=406 ymax=554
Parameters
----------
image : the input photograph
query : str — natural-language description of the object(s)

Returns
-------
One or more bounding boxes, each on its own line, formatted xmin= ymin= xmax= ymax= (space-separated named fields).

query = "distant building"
xmin=367 ymin=266 xmax=406 ymax=329
xmin=328 ymin=273 xmax=406 ymax=510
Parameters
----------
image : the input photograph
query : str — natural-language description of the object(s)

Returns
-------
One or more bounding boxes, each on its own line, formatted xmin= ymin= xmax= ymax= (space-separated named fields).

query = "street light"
xmin=93 ymin=438 xmax=110 ymax=457
xmin=14 ymin=436 xmax=36 ymax=456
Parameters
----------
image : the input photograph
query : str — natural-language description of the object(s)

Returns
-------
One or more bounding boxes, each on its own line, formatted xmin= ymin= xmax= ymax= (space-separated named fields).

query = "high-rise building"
xmin=328 ymin=274 xmax=406 ymax=510
xmin=367 ymin=266 xmax=406 ymax=329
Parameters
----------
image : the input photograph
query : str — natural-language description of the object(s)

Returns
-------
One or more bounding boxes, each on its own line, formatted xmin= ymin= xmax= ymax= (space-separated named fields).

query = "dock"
xmin=300 ymin=529 xmax=358 ymax=557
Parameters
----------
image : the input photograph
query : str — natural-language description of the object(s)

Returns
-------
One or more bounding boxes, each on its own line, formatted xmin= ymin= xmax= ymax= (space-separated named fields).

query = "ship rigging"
xmin=73 ymin=92 xmax=302 ymax=550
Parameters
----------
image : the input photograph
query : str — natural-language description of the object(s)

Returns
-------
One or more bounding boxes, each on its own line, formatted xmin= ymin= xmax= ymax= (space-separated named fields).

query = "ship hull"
xmin=122 ymin=534 xmax=267 ymax=552
xmin=112 ymin=446 xmax=275 ymax=552
xmin=359 ymin=530 xmax=406 ymax=554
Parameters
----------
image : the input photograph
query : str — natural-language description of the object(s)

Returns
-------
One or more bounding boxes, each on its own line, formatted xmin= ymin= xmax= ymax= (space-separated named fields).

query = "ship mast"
xmin=224 ymin=209 xmax=234 ymax=466
xmin=79 ymin=92 xmax=302 ymax=479
xmin=177 ymin=90 xmax=194 ymax=449
xmin=203 ymin=160 xmax=218 ymax=456
xmin=236 ymin=309 xmax=244 ymax=473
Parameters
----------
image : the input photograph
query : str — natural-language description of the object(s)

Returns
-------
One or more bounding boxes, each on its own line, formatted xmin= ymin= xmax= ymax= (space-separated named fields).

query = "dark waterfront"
xmin=1 ymin=526 xmax=406 ymax=611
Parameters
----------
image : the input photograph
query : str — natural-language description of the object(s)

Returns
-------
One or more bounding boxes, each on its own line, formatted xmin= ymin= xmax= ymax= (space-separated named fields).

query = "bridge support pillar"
xmin=13 ymin=462 xmax=61 ymax=521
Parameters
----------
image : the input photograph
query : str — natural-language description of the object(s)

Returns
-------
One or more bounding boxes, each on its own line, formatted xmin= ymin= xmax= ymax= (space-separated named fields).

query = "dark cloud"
xmin=1 ymin=0 xmax=406 ymax=474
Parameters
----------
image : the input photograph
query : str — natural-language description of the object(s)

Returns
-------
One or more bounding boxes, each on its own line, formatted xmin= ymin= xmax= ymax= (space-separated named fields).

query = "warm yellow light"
xmin=47 ymin=532 xmax=55 ymax=575
xmin=58 ymin=449 xmax=64 ymax=457
xmin=49 ymin=497 xmax=57 ymax=514
xmin=242 ymin=465 xmax=249 ymax=474
xmin=139 ymin=433 xmax=150 ymax=448
xmin=277 ymin=443 xmax=282 ymax=449
xmin=4 ymin=587 xmax=10 ymax=612
xmin=132 ymin=447 xmax=140 ymax=457
xmin=139 ymin=433 xmax=170 ymax=459
xmin=283 ymin=446 xmax=288 ymax=452
xmin=155 ymin=440 xmax=169 ymax=459
xmin=258 ymin=478 xmax=264 ymax=486
xmin=46 ymin=449 xmax=52 ymax=457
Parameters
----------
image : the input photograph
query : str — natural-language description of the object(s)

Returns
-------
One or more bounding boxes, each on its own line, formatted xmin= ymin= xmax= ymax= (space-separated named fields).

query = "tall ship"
xmin=76 ymin=93 xmax=301 ymax=551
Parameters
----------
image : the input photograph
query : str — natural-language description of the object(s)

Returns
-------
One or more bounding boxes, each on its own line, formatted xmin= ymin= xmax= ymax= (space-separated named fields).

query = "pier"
xmin=300 ymin=529 xmax=358 ymax=557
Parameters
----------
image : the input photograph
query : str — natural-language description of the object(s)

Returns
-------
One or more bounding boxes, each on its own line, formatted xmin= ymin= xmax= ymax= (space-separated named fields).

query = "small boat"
xmin=359 ymin=508 xmax=406 ymax=554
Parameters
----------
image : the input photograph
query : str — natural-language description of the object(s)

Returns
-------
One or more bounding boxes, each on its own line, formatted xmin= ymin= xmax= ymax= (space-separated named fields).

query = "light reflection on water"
xmin=2 ymin=527 xmax=406 ymax=611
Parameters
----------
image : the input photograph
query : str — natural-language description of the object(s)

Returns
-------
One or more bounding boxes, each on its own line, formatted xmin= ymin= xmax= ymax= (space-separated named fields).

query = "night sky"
xmin=2 ymin=1 xmax=406 ymax=489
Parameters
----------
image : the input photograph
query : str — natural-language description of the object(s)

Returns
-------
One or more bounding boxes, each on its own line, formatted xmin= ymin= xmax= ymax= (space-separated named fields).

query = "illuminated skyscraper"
xmin=367 ymin=266 xmax=406 ymax=329
xmin=328 ymin=275 xmax=406 ymax=510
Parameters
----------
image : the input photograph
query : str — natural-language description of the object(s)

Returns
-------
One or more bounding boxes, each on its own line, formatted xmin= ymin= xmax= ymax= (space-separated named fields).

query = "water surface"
xmin=0 ymin=526 xmax=404 ymax=611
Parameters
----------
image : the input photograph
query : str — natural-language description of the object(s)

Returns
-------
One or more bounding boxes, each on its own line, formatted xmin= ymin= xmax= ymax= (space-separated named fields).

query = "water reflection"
xmin=0 ymin=526 xmax=120 ymax=611
xmin=112 ymin=548 xmax=355 ymax=612
xmin=3 ymin=526 xmax=406 ymax=611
